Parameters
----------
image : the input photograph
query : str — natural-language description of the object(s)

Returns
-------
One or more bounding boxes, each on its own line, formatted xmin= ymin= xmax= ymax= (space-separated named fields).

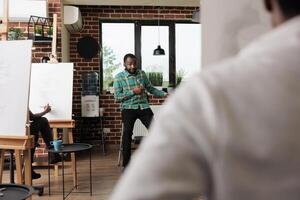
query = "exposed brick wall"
xmin=70 ymin=5 xmax=198 ymax=145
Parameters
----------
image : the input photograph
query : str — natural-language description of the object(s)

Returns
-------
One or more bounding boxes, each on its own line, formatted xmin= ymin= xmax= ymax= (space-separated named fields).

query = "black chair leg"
xmin=9 ymin=150 xmax=15 ymax=184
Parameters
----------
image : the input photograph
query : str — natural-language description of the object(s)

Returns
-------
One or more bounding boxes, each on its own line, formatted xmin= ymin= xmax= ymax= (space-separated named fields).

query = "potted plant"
xmin=47 ymin=27 xmax=53 ymax=38
xmin=147 ymin=72 xmax=163 ymax=88
xmin=176 ymin=69 xmax=185 ymax=86
xmin=35 ymin=26 xmax=43 ymax=36
xmin=8 ymin=27 xmax=23 ymax=40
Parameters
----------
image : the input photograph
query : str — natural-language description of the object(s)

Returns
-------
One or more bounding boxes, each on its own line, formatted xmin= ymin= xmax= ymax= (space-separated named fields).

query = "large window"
xmin=176 ymin=23 xmax=202 ymax=84
xmin=101 ymin=23 xmax=134 ymax=89
xmin=141 ymin=26 xmax=169 ymax=87
xmin=100 ymin=20 xmax=201 ymax=90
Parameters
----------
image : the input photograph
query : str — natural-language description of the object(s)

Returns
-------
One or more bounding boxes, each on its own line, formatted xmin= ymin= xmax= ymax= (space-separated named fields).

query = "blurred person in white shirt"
xmin=111 ymin=0 xmax=300 ymax=199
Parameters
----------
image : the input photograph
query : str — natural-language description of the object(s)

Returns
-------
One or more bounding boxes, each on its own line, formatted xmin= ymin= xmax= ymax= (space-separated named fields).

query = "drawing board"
xmin=29 ymin=63 xmax=73 ymax=120
xmin=0 ymin=40 xmax=32 ymax=136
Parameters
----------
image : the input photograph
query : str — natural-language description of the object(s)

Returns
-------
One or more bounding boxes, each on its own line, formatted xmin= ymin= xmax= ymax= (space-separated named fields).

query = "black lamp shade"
xmin=153 ymin=45 xmax=165 ymax=55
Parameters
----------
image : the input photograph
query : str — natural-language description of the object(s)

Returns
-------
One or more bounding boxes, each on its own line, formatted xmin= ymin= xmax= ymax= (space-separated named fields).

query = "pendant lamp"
xmin=153 ymin=2 xmax=165 ymax=55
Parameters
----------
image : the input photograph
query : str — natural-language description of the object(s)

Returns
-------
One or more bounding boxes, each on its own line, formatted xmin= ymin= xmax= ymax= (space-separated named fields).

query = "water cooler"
xmin=81 ymin=72 xmax=99 ymax=117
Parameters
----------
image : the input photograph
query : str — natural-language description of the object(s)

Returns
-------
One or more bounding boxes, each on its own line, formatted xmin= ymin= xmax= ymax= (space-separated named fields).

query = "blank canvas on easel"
xmin=0 ymin=40 xmax=32 ymax=136
xmin=29 ymin=63 xmax=74 ymax=120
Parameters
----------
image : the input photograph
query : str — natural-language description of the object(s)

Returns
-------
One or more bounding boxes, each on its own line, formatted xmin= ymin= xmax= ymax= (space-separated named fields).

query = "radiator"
xmin=132 ymin=105 xmax=162 ymax=138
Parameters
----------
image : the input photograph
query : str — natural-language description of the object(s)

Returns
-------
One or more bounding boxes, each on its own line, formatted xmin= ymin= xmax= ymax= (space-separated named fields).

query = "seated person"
xmin=29 ymin=104 xmax=61 ymax=179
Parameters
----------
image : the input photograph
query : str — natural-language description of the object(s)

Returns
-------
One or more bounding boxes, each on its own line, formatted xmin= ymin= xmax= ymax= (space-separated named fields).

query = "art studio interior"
xmin=1 ymin=0 xmax=300 ymax=199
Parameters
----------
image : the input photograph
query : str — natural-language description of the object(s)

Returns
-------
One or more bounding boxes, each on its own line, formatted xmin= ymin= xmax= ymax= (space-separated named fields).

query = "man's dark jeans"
xmin=30 ymin=117 xmax=53 ymax=164
xmin=121 ymin=108 xmax=153 ymax=167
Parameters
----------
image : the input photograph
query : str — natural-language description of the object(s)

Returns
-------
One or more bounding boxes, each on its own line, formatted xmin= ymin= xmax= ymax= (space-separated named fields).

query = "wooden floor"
xmin=2 ymin=148 xmax=122 ymax=200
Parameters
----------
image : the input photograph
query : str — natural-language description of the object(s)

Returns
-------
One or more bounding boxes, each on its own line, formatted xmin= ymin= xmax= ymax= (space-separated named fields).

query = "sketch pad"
xmin=29 ymin=63 xmax=74 ymax=120
xmin=0 ymin=40 xmax=33 ymax=136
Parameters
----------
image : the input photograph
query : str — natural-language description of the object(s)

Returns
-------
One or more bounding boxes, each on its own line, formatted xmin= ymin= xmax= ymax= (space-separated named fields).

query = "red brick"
xmin=132 ymin=14 xmax=143 ymax=18
xmin=121 ymin=14 xmax=132 ymax=18
xmin=125 ymin=10 xmax=137 ymax=13
xmin=175 ymin=15 xmax=185 ymax=19
xmin=164 ymin=14 xmax=176 ymax=19
xmin=180 ymin=10 xmax=192 ymax=14
xmin=143 ymin=14 xmax=155 ymax=18
xmin=111 ymin=14 xmax=121 ymax=18
xmin=99 ymin=14 xmax=110 ymax=18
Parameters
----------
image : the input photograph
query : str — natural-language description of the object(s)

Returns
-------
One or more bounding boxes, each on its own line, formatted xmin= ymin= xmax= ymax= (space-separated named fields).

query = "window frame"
xmin=99 ymin=19 xmax=199 ymax=91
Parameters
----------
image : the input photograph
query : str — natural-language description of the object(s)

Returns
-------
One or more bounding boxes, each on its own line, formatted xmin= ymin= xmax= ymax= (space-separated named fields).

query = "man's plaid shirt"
xmin=113 ymin=69 xmax=166 ymax=110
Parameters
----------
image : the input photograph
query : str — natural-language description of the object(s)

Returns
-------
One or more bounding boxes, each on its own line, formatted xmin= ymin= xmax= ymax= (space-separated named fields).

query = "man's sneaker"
xmin=32 ymin=170 xmax=41 ymax=180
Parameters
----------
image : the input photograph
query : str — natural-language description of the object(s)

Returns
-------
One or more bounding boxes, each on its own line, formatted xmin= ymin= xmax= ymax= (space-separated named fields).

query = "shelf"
xmin=27 ymin=15 xmax=53 ymax=43
xmin=33 ymin=40 xmax=52 ymax=44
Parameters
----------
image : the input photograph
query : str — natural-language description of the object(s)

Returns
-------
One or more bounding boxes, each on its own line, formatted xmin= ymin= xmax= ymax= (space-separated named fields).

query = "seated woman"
xmin=29 ymin=104 xmax=61 ymax=179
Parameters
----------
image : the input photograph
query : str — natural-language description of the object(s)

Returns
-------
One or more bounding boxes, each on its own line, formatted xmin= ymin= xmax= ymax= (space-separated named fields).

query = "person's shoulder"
xmin=115 ymin=71 xmax=125 ymax=79
xmin=138 ymin=70 xmax=147 ymax=76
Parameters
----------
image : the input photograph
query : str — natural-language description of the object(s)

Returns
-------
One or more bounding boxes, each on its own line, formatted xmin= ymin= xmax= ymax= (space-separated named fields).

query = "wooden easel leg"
xmin=15 ymin=150 xmax=23 ymax=184
xmin=68 ymin=128 xmax=77 ymax=187
xmin=0 ymin=150 xmax=5 ymax=183
xmin=24 ymin=149 xmax=31 ymax=185
xmin=53 ymin=128 xmax=59 ymax=176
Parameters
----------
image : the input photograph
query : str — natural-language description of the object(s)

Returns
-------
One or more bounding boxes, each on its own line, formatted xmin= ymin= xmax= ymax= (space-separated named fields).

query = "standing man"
xmin=113 ymin=53 xmax=167 ymax=168
xmin=111 ymin=0 xmax=300 ymax=199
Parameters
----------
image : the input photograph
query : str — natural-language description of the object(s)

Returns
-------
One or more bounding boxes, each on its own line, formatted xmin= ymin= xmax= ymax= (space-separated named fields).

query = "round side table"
xmin=0 ymin=184 xmax=33 ymax=200
xmin=48 ymin=143 xmax=93 ymax=200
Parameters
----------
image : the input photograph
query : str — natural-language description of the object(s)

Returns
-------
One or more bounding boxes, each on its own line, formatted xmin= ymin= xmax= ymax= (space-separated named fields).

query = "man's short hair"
xmin=265 ymin=0 xmax=300 ymax=18
xmin=123 ymin=53 xmax=137 ymax=63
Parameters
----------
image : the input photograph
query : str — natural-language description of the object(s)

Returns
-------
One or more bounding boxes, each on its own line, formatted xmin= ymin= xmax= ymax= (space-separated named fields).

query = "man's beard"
xmin=126 ymin=68 xmax=137 ymax=74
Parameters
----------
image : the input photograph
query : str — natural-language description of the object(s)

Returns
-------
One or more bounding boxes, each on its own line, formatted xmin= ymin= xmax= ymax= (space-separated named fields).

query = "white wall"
xmin=202 ymin=0 xmax=271 ymax=67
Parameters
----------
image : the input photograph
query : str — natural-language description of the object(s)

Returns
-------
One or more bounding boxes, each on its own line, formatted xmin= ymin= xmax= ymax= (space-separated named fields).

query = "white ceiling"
xmin=62 ymin=0 xmax=200 ymax=7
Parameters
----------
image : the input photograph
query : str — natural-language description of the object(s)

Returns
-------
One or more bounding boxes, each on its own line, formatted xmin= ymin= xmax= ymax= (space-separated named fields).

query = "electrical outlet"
xmin=103 ymin=128 xmax=110 ymax=134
